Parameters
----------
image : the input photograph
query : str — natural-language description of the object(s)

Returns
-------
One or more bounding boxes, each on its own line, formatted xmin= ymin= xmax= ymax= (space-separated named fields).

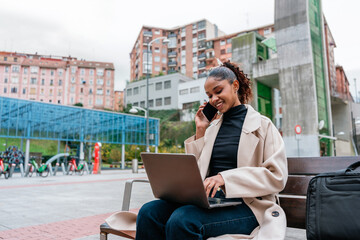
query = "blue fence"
xmin=0 ymin=96 xmax=159 ymax=146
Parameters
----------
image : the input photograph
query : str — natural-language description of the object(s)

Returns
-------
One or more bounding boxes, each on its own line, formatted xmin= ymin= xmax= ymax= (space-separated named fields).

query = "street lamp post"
xmin=145 ymin=37 xmax=169 ymax=152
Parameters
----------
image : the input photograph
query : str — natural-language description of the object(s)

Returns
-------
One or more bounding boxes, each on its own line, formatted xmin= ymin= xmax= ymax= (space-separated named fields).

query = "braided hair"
xmin=208 ymin=60 xmax=252 ymax=104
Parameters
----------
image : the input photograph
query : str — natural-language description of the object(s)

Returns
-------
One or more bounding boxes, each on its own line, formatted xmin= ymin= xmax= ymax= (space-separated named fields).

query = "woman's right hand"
xmin=195 ymin=102 xmax=211 ymax=139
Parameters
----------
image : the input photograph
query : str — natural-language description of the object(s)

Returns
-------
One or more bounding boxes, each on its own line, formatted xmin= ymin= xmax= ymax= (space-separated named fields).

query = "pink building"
xmin=0 ymin=52 xmax=115 ymax=110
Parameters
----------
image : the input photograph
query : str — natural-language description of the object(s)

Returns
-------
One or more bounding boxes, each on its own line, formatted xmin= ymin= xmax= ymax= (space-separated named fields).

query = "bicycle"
xmin=0 ymin=152 xmax=10 ymax=179
xmin=27 ymin=157 xmax=50 ymax=178
xmin=67 ymin=156 xmax=84 ymax=175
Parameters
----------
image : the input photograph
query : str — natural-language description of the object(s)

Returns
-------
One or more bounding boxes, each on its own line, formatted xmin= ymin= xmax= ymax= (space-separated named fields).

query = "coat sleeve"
xmin=184 ymin=135 xmax=205 ymax=160
xmin=220 ymin=121 xmax=288 ymax=198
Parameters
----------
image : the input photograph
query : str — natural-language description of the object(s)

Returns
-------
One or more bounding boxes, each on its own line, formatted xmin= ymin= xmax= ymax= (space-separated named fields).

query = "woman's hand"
xmin=195 ymin=102 xmax=216 ymax=139
xmin=203 ymin=174 xmax=225 ymax=198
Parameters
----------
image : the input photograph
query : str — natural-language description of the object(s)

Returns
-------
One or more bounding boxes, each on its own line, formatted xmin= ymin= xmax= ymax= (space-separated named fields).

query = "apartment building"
xmin=205 ymin=24 xmax=275 ymax=72
xmin=129 ymin=19 xmax=225 ymax=81
xmin=114 ymin=90 xmax=124 ymax=111
xmin=0 ymin=52 xmax=115 ymax=110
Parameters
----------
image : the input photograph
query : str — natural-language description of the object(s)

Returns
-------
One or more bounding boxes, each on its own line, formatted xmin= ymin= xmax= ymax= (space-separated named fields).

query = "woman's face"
xmin=204 ymin=77 xmax=241 ymax=113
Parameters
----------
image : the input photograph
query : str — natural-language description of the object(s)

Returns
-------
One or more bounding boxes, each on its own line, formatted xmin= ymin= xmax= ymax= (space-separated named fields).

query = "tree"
xmin=74 ymin=102 xmax=83 ymax=107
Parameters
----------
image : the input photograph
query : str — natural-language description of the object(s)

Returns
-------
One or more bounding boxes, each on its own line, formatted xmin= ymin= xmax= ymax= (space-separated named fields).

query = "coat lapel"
xmin=237 ymin=105 xmax=261 ymax=166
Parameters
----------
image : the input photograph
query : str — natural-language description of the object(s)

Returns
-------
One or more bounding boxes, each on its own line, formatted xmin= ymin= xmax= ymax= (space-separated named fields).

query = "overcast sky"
xmin=1 ymin=0 xmax=359 ymax=94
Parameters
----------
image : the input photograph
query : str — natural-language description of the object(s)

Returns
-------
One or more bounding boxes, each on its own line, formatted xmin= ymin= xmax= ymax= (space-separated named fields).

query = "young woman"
xmin=134 ymin=60 xmax=288 ymax=240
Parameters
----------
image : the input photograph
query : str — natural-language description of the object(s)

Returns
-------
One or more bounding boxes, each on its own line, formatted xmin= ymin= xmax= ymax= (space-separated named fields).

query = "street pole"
xmin=146 ymin=41 xmax=150 ymax=152
xmin=145 ymin=37 xmax=168 ymax=152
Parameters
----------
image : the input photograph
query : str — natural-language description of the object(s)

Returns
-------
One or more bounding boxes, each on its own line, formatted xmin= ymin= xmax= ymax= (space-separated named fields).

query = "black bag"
xmin=306 ymin=161 xmax=360 ymax=240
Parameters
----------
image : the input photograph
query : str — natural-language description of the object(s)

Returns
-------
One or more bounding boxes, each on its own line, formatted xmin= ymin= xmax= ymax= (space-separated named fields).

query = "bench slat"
xmin=281 ymin=175 xmax=313 ymax=195
xmin=287 ymin=157 xmax=359 ymax=175
xmin=280 ymin=197 xmax=306 ymax=229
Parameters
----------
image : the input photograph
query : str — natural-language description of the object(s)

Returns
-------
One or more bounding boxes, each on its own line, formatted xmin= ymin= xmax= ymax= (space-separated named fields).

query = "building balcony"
xmin=168 ymin=61 xmax=177 ymax=67
xmin=168 ymin=70 xmax=178 ymax=74
xmin=198 ymin=53 xmax=206 ymax=60
xmin=143 ymin=31 xmax=153 ymax=37
xmin=168 ymin=52 xmax=177 ymax=58
xmin=206 ymin=42 xmax=214 ymax=49
xmin=168 ymin=33 xmax=177 ymax=38
xmin=198 ymin=62 xmax=206 ymax=69
xmin=198 ymin=72 xmax=208 ymax=78
xmin=198 ymin=44 xmax=206 ymax=51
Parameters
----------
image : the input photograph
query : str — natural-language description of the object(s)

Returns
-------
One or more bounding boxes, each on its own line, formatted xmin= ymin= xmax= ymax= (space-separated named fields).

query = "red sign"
xmin=295 ymin=125 xmax=302 ymax=134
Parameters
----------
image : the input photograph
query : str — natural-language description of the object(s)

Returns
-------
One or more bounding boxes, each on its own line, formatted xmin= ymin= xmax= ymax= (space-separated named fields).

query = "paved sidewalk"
xmin=0 ymin=169 xmax=305 ymax=240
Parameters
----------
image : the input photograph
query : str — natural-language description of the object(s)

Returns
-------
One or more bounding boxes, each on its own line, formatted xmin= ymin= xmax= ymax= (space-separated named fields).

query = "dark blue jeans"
xmin=135 ymin=199 xmax=258 ymax=240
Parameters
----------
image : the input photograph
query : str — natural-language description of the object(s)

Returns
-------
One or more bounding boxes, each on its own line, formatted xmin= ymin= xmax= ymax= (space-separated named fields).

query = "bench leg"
xmin=122 ymin=179 xmax=149 ymax=211
xmin=100 ymin=232 xmax=108 ymax=240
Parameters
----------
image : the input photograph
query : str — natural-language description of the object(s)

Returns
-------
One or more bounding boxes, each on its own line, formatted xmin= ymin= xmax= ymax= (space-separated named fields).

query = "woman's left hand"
xmin=203 ymin=174 xmax=225 ymax=198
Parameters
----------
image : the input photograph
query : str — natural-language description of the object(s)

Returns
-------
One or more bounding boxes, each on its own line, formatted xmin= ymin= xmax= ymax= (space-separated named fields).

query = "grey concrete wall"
xmin=275 ymin=0 xmax=320 ymax=156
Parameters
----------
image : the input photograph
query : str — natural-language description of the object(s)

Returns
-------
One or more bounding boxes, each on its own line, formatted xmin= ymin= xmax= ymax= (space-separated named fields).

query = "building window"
xmin=107 ymin=70 xmax=111 ymax=77
xmin=5 ymin=66 xmax=9 ymax=73
xmin=23 ymin=88 xmax=26 ymax=94
xmin=149 ymin=99 xmax=154 ymax=107
xmin=58 ymin=100 xmax=61 ymax=104
xmin=71 ymin=67 xmax=76 ymax=74
xmin=59 ymin=79 xmax=62 ymax=86
xmin=89 ymin=88 xmax=93 ymax=94
xmin=41 ymin=79 xmax=45 ymax=85
xmin=11 ymin=87 xmax=17 ymax=93
xmin=42 ymin=69 xmax=46 ymax=75
xmin=164 ymin=80 xmax=171 ymax=89
xmin=97 ymin=79 xmax=103 ymax=85
xmin=50 ymin=80 xmax=53 ymax=86
xmin=70 ymin=87 xmax=75 ymax=93
xmin=12 ymin=66 xmax=20 ymax=73
xmin=220 ymin=40 xmax=226 ymax=46
xmin=4 ymin=57 xmax=7 ymax=61
xmin=106 ymin=89 xmax=110 ymax=95
xmin=30 ymin=67 xmax=38 ymax=74
xmin=220 ymin=49 xmax=226 ymax=54
xmin=156 ymin=82 xmax=162 ymax=90
xmin=162 ymin=58 xmax=167 ymax=64
xmin=30 ymin=88 xmax=36 ymax=95
xmin=154 ymin=66 xmax=160 ymax=71
xmin=51 ymin=70 xmax=54 ymax=76
xmin=90 ymin=69 xmax=94 ymax=75
xmin=23 ymin=68 xmax=28 ymax=74
xmin=89 ymin=78 xmax=93 ymax=84
xmin=80 ymin=88 xmax=83 ymax=94
xmin=11 ymin=77 xmax=19 ymax=84
xmin=133 ymin=87 xmax=139 ymax=95
xmin=154 ymin=47 xmax=160 ymax=53
xmin=31 ymin=78 xmax=37 ymax=84
xmin=40 ymin=89 xmax=44 ymax=95
xmin=107 ymin=80 xmax=110 ymax=86
xmin=156 ymin=98 xmax=162 ymax=106
xmin=133 ymin=102 xmax=138 ymax=106
xmin=58 ymin=90 xmax=62 ymax=96
xmin=4 ymin=78 xmax=8 ymax=83
xmin=80 ymin=69 xmax=85 ymax=75
xmin=97 ymin=88 xmax=103 ymax=95
xmin=71 ymin=97 xmax=74 ymax=104
xmin=14 ymin=57 xmax=17 ymax=62
xmin=58 ymin=69 xmax=63 ymax=76
xmin=190 ymin=86 xmax=200 ymax=93
xmin=164 ymin=97 xmax=171 ymax=105
xmin=154 ymin=56 xmax=160 ymax=62
xmin=49 ymin=89 xmax=53 ymax=96
xmin=227 ymin=48 xmax=232 ymax=53
xmin=179 ymin=89 xmax=189 ymax=95
xmin=3 ymin=87 xmax=7 ymax=93
xmin=140 ymin=101 xmax=145 ymax=108
xmin=71 ymin=77 xmax=75 ymax=83
xmin=97 ymin=68 xmax=104 ymax=76
xmin=127 ymin=88 xmax=132 ymax=96
xmin=23 ymin=77 xmax=27 ymax=84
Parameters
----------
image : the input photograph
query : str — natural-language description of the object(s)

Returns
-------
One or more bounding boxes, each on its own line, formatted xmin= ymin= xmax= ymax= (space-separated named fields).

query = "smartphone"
xmin=202 ymin=102 xmax=218 ymax=122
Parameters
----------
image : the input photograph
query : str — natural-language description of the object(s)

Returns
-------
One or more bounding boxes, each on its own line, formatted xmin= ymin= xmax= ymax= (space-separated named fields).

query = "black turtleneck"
xmin=208 ymin=104 xmax=247 ymax=177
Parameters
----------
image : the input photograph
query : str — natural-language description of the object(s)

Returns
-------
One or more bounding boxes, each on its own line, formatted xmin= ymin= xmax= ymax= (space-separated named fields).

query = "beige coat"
xmin=184 ymin=104 xmax=288 ymax=240
xmin=106 ymin=105 xmax=288 ymax=239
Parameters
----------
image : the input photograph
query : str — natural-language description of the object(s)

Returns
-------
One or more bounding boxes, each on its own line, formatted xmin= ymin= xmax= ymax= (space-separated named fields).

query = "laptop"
xmin=141 ymin=152 xmax=243 ymax=209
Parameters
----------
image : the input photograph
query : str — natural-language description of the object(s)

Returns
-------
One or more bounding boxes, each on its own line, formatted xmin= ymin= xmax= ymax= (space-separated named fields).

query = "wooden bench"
xmin=100 ymin=156 xmax=359 ymax=239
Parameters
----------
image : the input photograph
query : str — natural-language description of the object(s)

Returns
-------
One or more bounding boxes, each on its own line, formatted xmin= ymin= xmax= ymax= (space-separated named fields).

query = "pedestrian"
xmin=134 ymin=60 xmax=288 ymax=240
